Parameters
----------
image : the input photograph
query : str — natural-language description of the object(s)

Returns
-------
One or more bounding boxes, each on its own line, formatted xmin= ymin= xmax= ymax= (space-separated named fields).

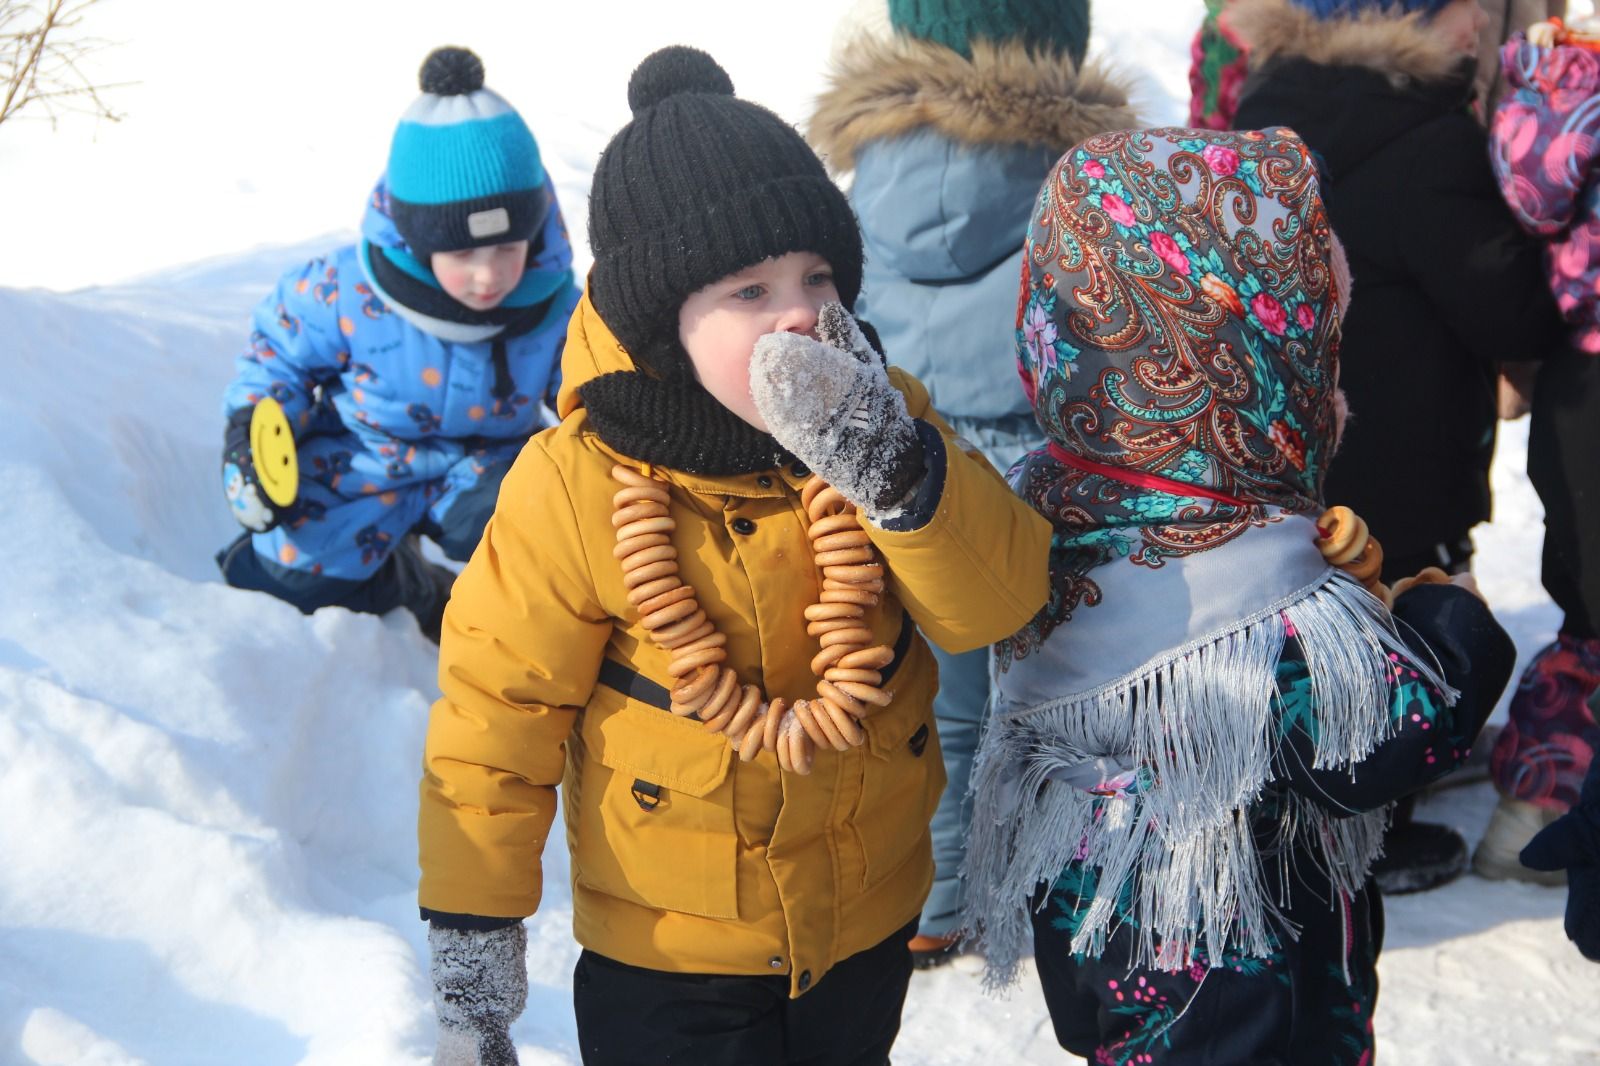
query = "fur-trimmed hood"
xmin=1228 ymin=0 xmax=1469 ymax=87
xmin=808 ymin=35 xmax=1137 ymax=174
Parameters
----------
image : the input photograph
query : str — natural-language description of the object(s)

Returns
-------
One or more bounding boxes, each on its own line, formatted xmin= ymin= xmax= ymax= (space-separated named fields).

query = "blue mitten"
xmin=222 ymin=407 xmax=284 ymax=533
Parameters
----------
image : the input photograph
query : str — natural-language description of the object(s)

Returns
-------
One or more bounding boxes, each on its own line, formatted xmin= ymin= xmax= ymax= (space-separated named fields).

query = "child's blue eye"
xmin=734 ymin=285 xmax=764 ymax=301
xmin=806 ymin=272 xmax=834 ymax=287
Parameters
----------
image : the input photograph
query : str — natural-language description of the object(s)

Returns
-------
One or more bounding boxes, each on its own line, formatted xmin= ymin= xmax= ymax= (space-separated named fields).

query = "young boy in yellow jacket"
xmin=416 ymin=46 xmax=1051 ymax=1066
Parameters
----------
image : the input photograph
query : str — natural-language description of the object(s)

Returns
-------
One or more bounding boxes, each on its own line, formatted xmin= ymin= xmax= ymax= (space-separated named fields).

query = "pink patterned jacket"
xmin=1491 ymin=35 xmax=1600 ymax=355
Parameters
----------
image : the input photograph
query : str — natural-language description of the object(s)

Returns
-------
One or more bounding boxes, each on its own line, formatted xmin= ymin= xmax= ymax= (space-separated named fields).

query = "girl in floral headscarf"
xmin=962 ymin=127 xmax=1516 ymax=1065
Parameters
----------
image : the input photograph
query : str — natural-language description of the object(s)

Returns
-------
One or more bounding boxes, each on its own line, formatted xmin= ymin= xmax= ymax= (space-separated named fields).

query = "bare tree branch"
xmin=0 ymin=0 xmax=128 ymax=130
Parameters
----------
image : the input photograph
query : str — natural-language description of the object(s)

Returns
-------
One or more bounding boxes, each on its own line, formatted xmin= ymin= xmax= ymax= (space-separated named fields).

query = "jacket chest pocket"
xmin=846 ymin=639 xmax=945 ymax=890
xmin=572 ymin=701 xmax=739 ymax=920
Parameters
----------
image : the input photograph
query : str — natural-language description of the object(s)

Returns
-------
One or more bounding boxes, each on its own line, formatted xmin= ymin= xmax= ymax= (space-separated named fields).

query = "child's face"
xmin=431 ymin=241 xmax=530 ymax=311
xmin=1429 ymin=0 xmax=1488 ymax=56
xmin=678 ymin=251 xmax=841 ymax=431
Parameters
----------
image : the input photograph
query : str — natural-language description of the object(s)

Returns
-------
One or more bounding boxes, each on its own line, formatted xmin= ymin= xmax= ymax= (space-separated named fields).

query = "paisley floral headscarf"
xmin=964 ymin=128 xmax=1452 ymax=984
xmin=1007 ymin=126 xmax=1343 ymax=658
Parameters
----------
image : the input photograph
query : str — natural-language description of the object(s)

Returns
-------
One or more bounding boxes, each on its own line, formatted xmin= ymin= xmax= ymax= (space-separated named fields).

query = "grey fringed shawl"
xmin=960 ymin=512 xmax=1454 ymax=985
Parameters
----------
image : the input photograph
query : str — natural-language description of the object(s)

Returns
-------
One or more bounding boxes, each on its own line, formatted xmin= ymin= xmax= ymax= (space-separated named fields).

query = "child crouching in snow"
xmin=217 ymin=47 xmax=579 ymax=642
xmin=961 ymin=126 xmax=1516 ymax=1065
xmin=416 ymin=46 xmax=1050 ymax=1066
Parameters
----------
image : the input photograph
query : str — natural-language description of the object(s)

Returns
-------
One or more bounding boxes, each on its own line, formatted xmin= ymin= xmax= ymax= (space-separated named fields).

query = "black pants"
xmin=572 ymin=921 xmax=916 ymax=1066
xmin=1530 ymin=349 xmax=1600 ymax=640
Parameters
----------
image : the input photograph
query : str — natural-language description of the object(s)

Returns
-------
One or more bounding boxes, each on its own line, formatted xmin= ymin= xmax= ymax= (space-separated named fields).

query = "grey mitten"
xmin=749 ymin=302 xmax=925 ymax=514
xmin=429 ymin=922 xmax=527 ymax=1066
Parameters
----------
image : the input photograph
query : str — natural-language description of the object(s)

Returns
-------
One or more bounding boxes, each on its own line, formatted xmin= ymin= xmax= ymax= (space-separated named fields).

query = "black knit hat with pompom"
xmin=586 ymin=46 xmax=863 ymax=376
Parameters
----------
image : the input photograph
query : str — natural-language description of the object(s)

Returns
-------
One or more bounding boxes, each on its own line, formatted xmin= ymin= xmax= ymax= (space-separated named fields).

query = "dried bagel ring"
xmin=612 ymin=484 xmax=670 ymax=509
xmin=808 ymin=513 xmax=860 ymax=540
xmin=839 ymin=645 xmax=895 ymax=671
xmin=670 ymin=630 xmax=728 ymax=657
xmin=611 ymin=500 xmax=668 ymax=528
xmin=834 ymin=680 xmax=892 ymax=708
xmin=626 ymin=575 xmax=682 ymax=606
xmin=636 ymin=584 xmax=696 ymax=616
xmin=815 ymin=547 xmax=876 ymax=568
xmin=611 ymin=465 xmax=661 ymax=488
xmin=672 ymin=664 xmax=721 ymax=707
xmin=792 ymin=699 xmax=836 ymax=749
xmin=763 ymin=697 xmax=788 ymax=754
xmin=819 ymin=626 xmax=874 ymax=649
xmin=823 ymin=563 xmax=883 ymax=585
xmin=657 ymin=619 xmax=716 ymax=651
xmin=1343 ymin=537 xmax=1384 ymax=584
xmin=818 ymin=698 xmax=866 ymax=748
xmin=696 ymin=668 xmax=740 ymax=724
xmin=824 ymin=667 xmax=883 ymax=686
xmin=810 ymin=642 xmax=853 ymax=676
xmin=790 ymin=733 xmax=814 ymax=775
xmin=807 ymin=617 xmax=864 ymax=638
xmin=669 ymin=644 xmax=728 ymax=677
xmin=807 ymin=486 xmax=851 ymax=521
xmin=725 ymin=685 xmax=764 ymax=741
xmin=801 ymin=476 xmax=831 ymax=513
xmin=621 ymin=544 xmax=679 ymax=574
xmin=804 ymin=602 xmax=865 ymax=622
xmin=816 ymin=679 xmax=865 ymax=718
xmin=653 ymin=609 xmax=709 ymax=645
xmin=810 ymin=698 xmax=855 ymax=751
xmin=820 ymin=587 xmax=880 ymax=607
xmin=812 ymin=530 xmax=871 ymax=553
xmin=616 ymin=515 xmax=676 ymax=542
xmin=613 ymin=532 xmax=671 ymax=559
xmin=1315 ymin=506 xmax=1368 ymax=566
xmin=641 ymin=597 xmax=701 ymax=630
xmin=622 ymin=559 xmax=680 ymax=589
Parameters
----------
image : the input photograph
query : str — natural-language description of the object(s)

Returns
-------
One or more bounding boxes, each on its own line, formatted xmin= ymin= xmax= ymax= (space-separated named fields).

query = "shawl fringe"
xmin=961 ymin=570 xmax=1454 ymax=986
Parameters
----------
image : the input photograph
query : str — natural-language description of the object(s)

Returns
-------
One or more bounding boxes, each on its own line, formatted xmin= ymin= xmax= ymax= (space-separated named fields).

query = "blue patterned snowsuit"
xmin=218 ymin=186 xmax=580 ymax=610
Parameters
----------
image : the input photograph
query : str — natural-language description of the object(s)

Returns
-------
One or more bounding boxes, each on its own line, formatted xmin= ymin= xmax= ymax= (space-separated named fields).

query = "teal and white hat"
xmin=385 ymin=47 xmax=550 ymax=257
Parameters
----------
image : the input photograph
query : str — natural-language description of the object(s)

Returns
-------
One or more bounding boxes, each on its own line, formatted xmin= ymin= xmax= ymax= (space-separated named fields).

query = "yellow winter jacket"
xmin=419 ymin=294 xmax=1050 ymax=996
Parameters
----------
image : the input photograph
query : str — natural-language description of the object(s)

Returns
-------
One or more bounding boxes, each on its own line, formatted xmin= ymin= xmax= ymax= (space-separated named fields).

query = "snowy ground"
xmin=2 ymin=1 xmax=1597 ymax=1063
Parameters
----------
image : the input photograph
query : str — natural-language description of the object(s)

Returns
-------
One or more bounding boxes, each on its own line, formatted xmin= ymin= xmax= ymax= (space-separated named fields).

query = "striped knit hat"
xmin=385 ymin=47 xmax=550 ymax=258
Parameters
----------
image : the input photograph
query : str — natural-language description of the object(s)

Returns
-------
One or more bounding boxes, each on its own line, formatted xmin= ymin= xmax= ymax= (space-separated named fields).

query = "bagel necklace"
xmin=611 ymin=465 xmax=896 ymax=775
xmin=1314 ymin=505 xmax=1452 ymax=604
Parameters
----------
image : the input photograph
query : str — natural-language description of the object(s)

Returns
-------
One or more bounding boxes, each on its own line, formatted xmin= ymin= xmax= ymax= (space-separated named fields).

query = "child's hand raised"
xmin=750 ymin=303 xmax=926 ymax=515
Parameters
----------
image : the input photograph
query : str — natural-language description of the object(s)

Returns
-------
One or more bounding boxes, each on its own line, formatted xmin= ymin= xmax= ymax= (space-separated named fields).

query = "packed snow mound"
xmin=0 ymin=262 xmax=583 ymax=1065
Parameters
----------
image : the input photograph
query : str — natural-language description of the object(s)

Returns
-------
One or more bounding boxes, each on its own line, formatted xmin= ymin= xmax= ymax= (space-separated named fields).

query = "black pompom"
xmin=626 ymin=46 xmax=734 ymax=115
xmin=420 ymin=47 xmax=485 ymax=96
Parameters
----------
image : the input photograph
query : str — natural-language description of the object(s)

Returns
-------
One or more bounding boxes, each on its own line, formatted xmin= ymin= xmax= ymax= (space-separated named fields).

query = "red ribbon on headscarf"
xmin=1046 ymin=442 xmax=1251 ymax=509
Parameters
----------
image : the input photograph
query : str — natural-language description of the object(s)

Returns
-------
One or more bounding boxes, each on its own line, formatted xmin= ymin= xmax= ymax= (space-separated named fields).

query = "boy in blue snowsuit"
xmin=217 ymin=47 xmax=580 ymax=640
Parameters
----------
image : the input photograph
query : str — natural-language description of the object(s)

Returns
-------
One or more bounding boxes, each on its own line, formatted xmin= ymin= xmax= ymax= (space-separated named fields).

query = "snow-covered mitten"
xmin=221 ymin=407 xmax=284 ymax=533
xmin=749 ymin=302 xmax=925 ymax=514
xmin=1521 ymin=765 xmax=1600 ymax=961
xmin=429 ymin=922 xmax=526 ymax=1066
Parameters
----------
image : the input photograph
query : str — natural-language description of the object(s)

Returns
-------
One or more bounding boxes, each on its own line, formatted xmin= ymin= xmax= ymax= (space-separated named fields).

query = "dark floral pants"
xmin=1030 ymin=864 xmax=1381 ymax=1066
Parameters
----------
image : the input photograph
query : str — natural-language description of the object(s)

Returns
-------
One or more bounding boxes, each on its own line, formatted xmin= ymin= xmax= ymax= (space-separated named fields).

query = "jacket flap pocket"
xmin=588 ymin=699 xmax=733 ymax=797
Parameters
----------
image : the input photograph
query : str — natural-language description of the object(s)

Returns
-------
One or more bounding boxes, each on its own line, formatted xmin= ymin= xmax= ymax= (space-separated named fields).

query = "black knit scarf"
xmin=578 ymin=361 xmax=791 ymax=476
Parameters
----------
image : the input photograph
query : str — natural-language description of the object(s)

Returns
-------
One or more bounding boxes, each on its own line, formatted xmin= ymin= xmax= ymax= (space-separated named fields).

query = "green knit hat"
xmin=888 ymin=0 xmax=1091 ymax=64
